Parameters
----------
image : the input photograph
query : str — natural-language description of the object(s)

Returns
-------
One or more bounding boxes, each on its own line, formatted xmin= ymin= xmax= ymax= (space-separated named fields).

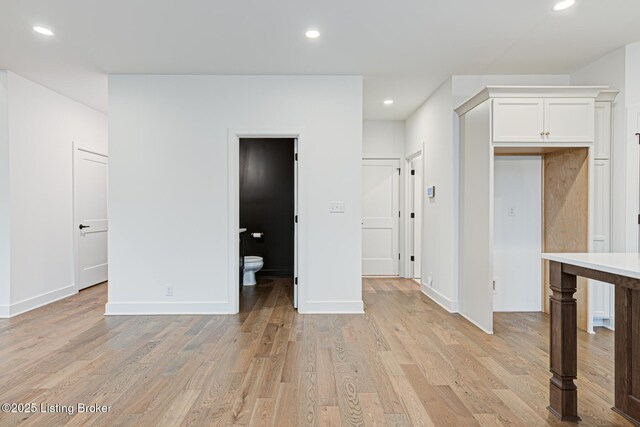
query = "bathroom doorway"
xmin=238 ymin=137 xmax=297 ymax=309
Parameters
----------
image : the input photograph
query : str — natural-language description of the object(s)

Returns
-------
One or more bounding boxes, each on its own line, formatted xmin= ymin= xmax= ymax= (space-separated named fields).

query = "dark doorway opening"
xmin=239 ymin=138 xmax=296 ymax=308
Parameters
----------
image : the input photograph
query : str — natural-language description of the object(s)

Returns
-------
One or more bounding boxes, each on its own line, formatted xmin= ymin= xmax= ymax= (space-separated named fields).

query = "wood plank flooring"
xmin=0 ymin=277 xmax=631 ymax=426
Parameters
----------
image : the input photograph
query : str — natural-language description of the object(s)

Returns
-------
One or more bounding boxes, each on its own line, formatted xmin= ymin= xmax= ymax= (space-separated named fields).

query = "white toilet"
xmin=243 ymin=256 xmax=264 ymax=286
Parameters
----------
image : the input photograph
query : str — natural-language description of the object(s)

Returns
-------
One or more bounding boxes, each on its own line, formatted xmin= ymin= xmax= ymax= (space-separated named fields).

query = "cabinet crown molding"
xmin=455 ymin=86 xmax=614 ymax=116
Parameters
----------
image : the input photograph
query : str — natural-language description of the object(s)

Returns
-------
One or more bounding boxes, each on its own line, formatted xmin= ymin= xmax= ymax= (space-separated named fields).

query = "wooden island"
xmin=542 ymin=253 xmax=640 ymax=425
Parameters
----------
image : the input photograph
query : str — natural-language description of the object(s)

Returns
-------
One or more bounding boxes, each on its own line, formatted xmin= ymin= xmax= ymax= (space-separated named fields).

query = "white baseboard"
xmin=0 ymin=284 xmax=76 ymax=318
xmin=104 ymin=301 xmax=232 ymax=315
xmin=420 ymin=283 xmax=458 ymax=313
xmin=300 ymin=300 xmax=364 ymax=314
xmin=593 ymin=316 xmax=615 ymax=331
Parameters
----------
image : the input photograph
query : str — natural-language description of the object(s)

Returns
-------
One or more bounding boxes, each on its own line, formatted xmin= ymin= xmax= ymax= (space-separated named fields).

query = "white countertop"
xmin=239 ymin=228 xmax=247 ymax=233
xmin=542 ymin=253 xmax=640 ymax=280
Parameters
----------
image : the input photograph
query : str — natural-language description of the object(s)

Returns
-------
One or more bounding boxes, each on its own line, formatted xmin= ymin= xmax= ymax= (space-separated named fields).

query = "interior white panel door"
xmin=412 ymin=157 xmax=422 ymax=279
xmin=75 ymin=148 xmax=108 ymax=290
xmin=544 ymin=98 xmax=595 ymax=143
xmin=492 ymin=98 xmax=544 ymax=143
xmin=631 ymin=107 xmax=640 ymax=251
xmin=362 ymin=159 xmax=400 ymax=276
xmin=493 ymin=156 xmax=542 ymax=312
xmin=293 ymin=140 xmax=298 ymax=309
xmin=591 ymin=159 xmax=612 ymax=320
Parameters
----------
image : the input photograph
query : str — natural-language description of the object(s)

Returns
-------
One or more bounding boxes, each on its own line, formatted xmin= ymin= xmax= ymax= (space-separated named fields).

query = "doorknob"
xmin=79 ymin=224 xmax=90 ymax=230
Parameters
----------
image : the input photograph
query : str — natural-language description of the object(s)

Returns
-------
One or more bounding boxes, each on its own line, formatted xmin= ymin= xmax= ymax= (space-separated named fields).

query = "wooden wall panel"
xmin=543 ymin=148 xmax=589 ymax=331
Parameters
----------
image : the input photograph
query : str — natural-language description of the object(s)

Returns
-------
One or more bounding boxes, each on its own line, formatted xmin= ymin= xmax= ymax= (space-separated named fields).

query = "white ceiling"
xmin=1 ymin=0 xmax=639 ymax=120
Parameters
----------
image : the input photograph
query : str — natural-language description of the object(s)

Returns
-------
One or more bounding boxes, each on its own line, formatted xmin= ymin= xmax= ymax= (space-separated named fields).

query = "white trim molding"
xmin=420 ymin=283 xmax=458 ymax=313
xmin=0 ymin=284 xmax=75 ymax=318
xmin=455 ymin=86 xmax=611 ymax=116
xmin=300 ymin=300 xmax=364 ymax=314
xmin=228 ymin=128 xmax=306 ymax=314
xmin=105 ymin=301 xmax=231 ymax=315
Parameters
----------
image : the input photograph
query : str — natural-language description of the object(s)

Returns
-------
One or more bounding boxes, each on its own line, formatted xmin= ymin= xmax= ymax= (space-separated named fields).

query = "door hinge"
xmin=295 ymin=215 xmax=298 ymax=223
xmin=398 ymin=253 xmax=400 ymax=260
xmin=294 ymin=277 xmax=298 ymax=285
xmin=410 ymin=256 xmax=415 ymax=262
xmin=636 ymin=133 xmax=640 ymax=144
xmin=295 ymin=153 xmax=298 ymax=161
xmin=638 ymin=213 xmax=640 ymax=225
xmin=397 ymin=168 xmax=401 ymax=175
xmin=398 ymin=211 xmax=401 ymax=218
xmin=410 ymin=213 xmax=415 ymax=219
xmin=411 ymin=169 xmax=415 ymax=175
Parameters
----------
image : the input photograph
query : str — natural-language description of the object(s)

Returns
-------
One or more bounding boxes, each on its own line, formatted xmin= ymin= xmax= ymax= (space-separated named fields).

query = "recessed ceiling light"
xmin=305 ymin=29 xmax=320 ymax=39
xmin=384 ymin=99 xmax=394 ymax=105
xmin=553 ymin=0 xmax=575 ymax=11
xmin=33 ymin=26 xmax=54 ymax=36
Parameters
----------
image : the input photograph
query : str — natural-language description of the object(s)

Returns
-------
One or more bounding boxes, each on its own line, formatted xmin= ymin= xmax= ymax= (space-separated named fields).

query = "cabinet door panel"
xmin=544 ymin=98 xmax=595 ymax=143
xmin=594 ymin=102 xmax=612 ymax=159
xmin=492 ymin=98 xmax=544 ymax=143
xmin=591 ymin=159 xmax=612 ymax=320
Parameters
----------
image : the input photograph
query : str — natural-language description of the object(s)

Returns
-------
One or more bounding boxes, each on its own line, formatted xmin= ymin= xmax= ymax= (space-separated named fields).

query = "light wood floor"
xmin=0 ymin=278 xmax=631 ymax=426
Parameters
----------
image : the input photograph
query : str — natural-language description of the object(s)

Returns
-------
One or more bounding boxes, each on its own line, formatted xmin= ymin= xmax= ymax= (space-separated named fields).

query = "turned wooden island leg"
xmin=548 ymin=261 xmax=581 ymax=421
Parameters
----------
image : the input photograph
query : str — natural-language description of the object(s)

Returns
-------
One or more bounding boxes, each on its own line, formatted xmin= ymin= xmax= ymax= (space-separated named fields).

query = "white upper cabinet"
xmin=492 ymin=98 xmax=544 ymax=143
xmin=544 ymin=98 xmax=594 ymax=143
xmin=593 ymin=102 xmax=612 ymax=159
xmin=492 ymin=97 xmax=595 ymax=143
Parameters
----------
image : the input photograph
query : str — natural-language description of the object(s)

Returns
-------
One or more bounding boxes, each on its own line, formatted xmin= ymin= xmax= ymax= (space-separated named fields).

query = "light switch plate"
xmin=329 ymin=201 xmax=345 ymax=213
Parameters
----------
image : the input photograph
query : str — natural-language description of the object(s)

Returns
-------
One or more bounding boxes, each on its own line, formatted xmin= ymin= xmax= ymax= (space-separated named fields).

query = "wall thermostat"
xmin=426 ymin=185 xmax=435 ymax=198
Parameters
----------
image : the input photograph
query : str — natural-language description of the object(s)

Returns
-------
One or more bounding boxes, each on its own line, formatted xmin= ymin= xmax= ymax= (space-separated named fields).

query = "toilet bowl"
xmin=243 ymin=256 xmax=264 ymax=286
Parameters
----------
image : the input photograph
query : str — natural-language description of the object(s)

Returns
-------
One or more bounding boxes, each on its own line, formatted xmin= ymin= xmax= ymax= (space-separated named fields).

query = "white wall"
xmin=405 ymin=79 xmax=458 ymax=310
xmin=363 ymin=120 xmax=405 ymax=158
xmin=107 ymin=75 xmax=363 ymax=315
xmin=458 ymin=100 xmax=493 ymax=332
xmin=0 ymin=71 xmax=9 ymax=315
xmin=493 ymin=156 xmax=542 ymax=312
xmin=1 ymin=71 xmax=108 ymax=317
xmin=571 ymin=47 xmax=626 ymax=252
xmin=625 ymin=42 xmax=640 ymax=253
xmin=626 ymin=42 xmax=640 ymax=107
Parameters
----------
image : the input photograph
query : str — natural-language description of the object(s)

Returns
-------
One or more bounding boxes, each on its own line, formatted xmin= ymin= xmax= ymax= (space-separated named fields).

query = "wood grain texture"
xmin=547 ymin=261 xmax=640 ymax=425
xmin=0 ymin=277 xmax=632 ymax=426
xmin=543 ymin=148 xmax=589 ymax=330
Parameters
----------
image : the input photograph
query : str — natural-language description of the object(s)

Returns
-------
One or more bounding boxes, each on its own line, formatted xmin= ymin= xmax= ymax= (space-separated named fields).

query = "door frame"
xmin=228 ymin=129 xmax=301 ymax=314
xmin=361 ymin=158 xmax=402 ymax=277
xmin=72 ymin=142 xmax=109 ymax=294
xmin=404 ymin=151 xmax=422 ymax=279
xmin=627 ymin=106 xmax=640 ymax=252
